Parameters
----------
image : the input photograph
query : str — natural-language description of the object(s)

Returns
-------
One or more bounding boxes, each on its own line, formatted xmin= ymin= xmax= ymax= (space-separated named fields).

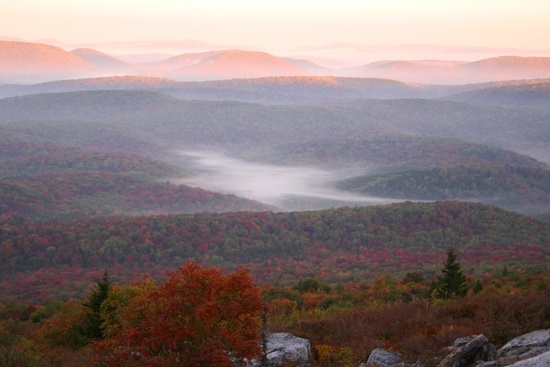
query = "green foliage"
xmin=293 ymin=278 xmax=331 ymax=294
xmin=82 ymin=271 xmax=111 ymax=340
xmin=29 ymin=300 xmax=62 ymax=323
xmin=433 ymin=247 xmax=468 ymax=299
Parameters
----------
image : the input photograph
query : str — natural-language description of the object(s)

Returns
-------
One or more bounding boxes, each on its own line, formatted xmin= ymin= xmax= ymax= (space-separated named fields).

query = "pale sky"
xmin=2 ymin=0 xmax=550 ymax=51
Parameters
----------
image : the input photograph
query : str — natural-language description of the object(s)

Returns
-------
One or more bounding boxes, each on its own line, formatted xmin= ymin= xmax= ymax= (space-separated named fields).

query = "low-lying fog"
xmin=173 ymin=150 xmax=398 ymax=211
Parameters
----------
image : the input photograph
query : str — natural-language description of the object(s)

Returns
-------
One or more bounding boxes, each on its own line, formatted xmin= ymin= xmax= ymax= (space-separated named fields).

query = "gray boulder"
xmin=366 ymin=348 xmax=404 ymax=366
xmin=436 ymin=334 xmax=488 ymax=367
xmin=498 ymin=330 xmax=550 ymax=359
xmin=250 ymin=332 xmax=310 ymax=366
xmin=506 ymin=350 xmax=550 ymax=367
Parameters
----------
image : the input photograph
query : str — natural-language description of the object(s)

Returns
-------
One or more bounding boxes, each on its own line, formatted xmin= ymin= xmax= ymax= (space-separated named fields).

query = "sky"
xmin=2 ymin=0 xmax=550 ymax=52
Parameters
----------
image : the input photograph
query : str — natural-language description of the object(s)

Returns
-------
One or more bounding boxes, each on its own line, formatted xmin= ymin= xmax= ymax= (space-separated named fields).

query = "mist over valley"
xmin=173 ymin=149 xmax=396 ymax=211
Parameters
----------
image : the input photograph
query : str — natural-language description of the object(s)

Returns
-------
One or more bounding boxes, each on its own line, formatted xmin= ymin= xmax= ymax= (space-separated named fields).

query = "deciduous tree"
xmin=98 ymin=262 xmax=263 ymax=367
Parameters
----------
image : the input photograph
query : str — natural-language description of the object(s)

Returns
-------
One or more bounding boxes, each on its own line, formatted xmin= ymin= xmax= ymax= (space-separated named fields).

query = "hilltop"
xmin=0 ymin=41 xmax=97 ymax=83
xmin=158 ymin=49 xmax=310 ymax=80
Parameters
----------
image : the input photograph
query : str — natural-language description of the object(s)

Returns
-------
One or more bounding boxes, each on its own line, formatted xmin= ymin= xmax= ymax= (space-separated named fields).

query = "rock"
xmin=480 ymin=343 xmax=497 ymax=362
xmin=262 ymin=332 xmax=311 ymax=366
xmin=498 ymin=330 xmax=550 ymax=358
xmin=506 ymin=350 xmax=550 ymax=367
xmin=476 ymin=362 xmax=499 ymax=367
xmin=453 ymin=337 xmax=472 ymax=348
xmin=436 ymin=334 xmax=488 ymax=367
xmin=519 ymin=347 xmax=550 ymax=360
xmin=366 ymin=348 xmax=404 ymax=366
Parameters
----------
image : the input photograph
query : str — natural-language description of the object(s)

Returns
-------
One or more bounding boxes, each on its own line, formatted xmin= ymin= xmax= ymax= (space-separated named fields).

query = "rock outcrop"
xmin=258 ymin=329 xmax=550 ymax=367
xmin=437 ymin=334 xmax=488 ymax=367
xmin=246 ymin=332 xmax=311 ymax=367
xmin=365 ymin=348 xmax=404 ymax=366
xmin=361 ymin=330 xmax=550 ymax=367
xmin=434 ymin=330 xmax=550 ymax=367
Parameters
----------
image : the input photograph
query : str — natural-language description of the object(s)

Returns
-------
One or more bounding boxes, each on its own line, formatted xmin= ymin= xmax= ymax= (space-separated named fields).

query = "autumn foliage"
xmin=96 ymin=262 xmax=264 ymax=367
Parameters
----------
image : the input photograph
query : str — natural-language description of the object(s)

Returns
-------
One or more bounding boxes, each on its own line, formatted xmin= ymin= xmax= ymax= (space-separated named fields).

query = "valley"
xmin=0 ymin=36 xmax=548 ymax=367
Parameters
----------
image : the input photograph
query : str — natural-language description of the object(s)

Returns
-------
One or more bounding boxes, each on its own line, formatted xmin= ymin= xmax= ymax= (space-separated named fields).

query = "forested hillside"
xmin=1 ymin=201 xmax=548 ymax=302
xmin=339 ymin=164 xmax=550 ymax=214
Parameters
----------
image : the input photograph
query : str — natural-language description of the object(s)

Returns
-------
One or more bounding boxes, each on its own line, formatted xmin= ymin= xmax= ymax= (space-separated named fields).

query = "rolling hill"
xmin=138 ymin=50 xmax=221 ymax=70
xmin=1 ymin=90 xmax=549 ymax=162
xmin=1 ymin=201 xmax=548 ymax=301
xmin=0 ymin=75 xmax=435 ymax=101
xmin=443 ymin=81 xmax=550 ymax=109
xmin=0 ymin=41 xmax=97 ymax=83
xmin=70 ymin=48 xmax=134 ymax=72
xmin=350 ymin=56 xmax=550 ymax=84
xmin=3 ymin=75 xmax=550 ymax=106
xmin=0 ymin=171 xmax=275 ymax=218
xmin=338 ymin=164 xmax=550 ymax=215
xmin=1 ymin=89 xmax=547 ymax=214
xmin=249 ymin=135 xmax=544 ymax=169
xmin=163 ymin=50 xmax=311 ymax=80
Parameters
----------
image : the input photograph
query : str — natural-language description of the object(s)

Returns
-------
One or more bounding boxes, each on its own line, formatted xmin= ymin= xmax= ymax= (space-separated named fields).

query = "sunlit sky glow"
xmin=2 ymin=0 xmax=550 ymax=51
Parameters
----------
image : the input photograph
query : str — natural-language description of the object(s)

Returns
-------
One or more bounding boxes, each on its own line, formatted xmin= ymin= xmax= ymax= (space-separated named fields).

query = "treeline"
xmin=1 ymin=201 xmax=548 ymax=301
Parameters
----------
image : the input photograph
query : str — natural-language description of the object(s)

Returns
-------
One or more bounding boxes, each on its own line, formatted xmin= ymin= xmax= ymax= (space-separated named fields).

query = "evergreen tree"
xmin=82 ymin=270 xmax=111 ymax=340
xmin=473 ymin=279 xmax=483 ymax=294
xmin=434 ymin=246 xmax=468 ymax=299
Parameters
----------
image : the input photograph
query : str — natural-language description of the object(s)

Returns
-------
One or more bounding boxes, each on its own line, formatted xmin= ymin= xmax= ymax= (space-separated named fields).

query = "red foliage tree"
xmin=98 ymin=262 xmax=263 ymax=367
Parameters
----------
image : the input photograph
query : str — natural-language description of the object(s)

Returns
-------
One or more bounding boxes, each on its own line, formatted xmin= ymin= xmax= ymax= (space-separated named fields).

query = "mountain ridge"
xmin=0 ymin=40 xmax=97 ymax=83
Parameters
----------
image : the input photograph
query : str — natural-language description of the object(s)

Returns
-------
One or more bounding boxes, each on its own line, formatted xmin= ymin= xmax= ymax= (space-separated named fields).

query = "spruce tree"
xmin=82 ymin=270 xmax=111 ymax=340
xmin=434 ymin=246 xmax=468 ymax=299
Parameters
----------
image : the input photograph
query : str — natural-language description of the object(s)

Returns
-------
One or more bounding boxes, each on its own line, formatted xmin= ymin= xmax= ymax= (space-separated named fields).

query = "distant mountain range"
xmin=2 ymin=40 xmax=550 ymax=84
xmin=350 ymin=57 xmax=550 ymax=84
xmin=1 ymin=73 xmax=549 ymax=111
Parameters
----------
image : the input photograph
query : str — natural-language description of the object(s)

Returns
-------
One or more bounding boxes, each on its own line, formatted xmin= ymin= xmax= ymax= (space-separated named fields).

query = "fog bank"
xmin=174 ymin=150 xmax=397 ymax=211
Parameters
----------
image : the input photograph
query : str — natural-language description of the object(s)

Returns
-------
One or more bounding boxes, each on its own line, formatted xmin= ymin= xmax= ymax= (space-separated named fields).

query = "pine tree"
xmin=434 ymin=246 xmax=468 ymax=299
xmin=82 ymin=270 xmax=111 ymax=340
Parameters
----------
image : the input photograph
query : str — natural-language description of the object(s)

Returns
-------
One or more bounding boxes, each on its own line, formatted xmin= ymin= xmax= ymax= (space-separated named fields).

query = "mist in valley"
xmin=173 ymin=150 xmax=397 ymax=211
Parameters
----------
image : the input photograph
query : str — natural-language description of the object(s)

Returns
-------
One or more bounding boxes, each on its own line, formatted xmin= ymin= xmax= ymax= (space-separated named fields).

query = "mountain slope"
xmin=351 ymin=56 xmax=550 ymax=84
xmin=71 ymin=48 xmax=133 ymax=72
xmin=443 ymin=81 xmax=550 ymax=109
xmin=0 ymin=41 xmax=97 ymax=83
xmin=139 ymin=50 xmax=221 ymax=70
xmin=165 ymin=50 xmax=310 ymax=80
xmin=338 ymin=164 xmax=550 ymax=214
xmin=0 ymin=171 xmax=275 ymax=217
xmin=251 ymin=135 xmax=544 ymax=169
